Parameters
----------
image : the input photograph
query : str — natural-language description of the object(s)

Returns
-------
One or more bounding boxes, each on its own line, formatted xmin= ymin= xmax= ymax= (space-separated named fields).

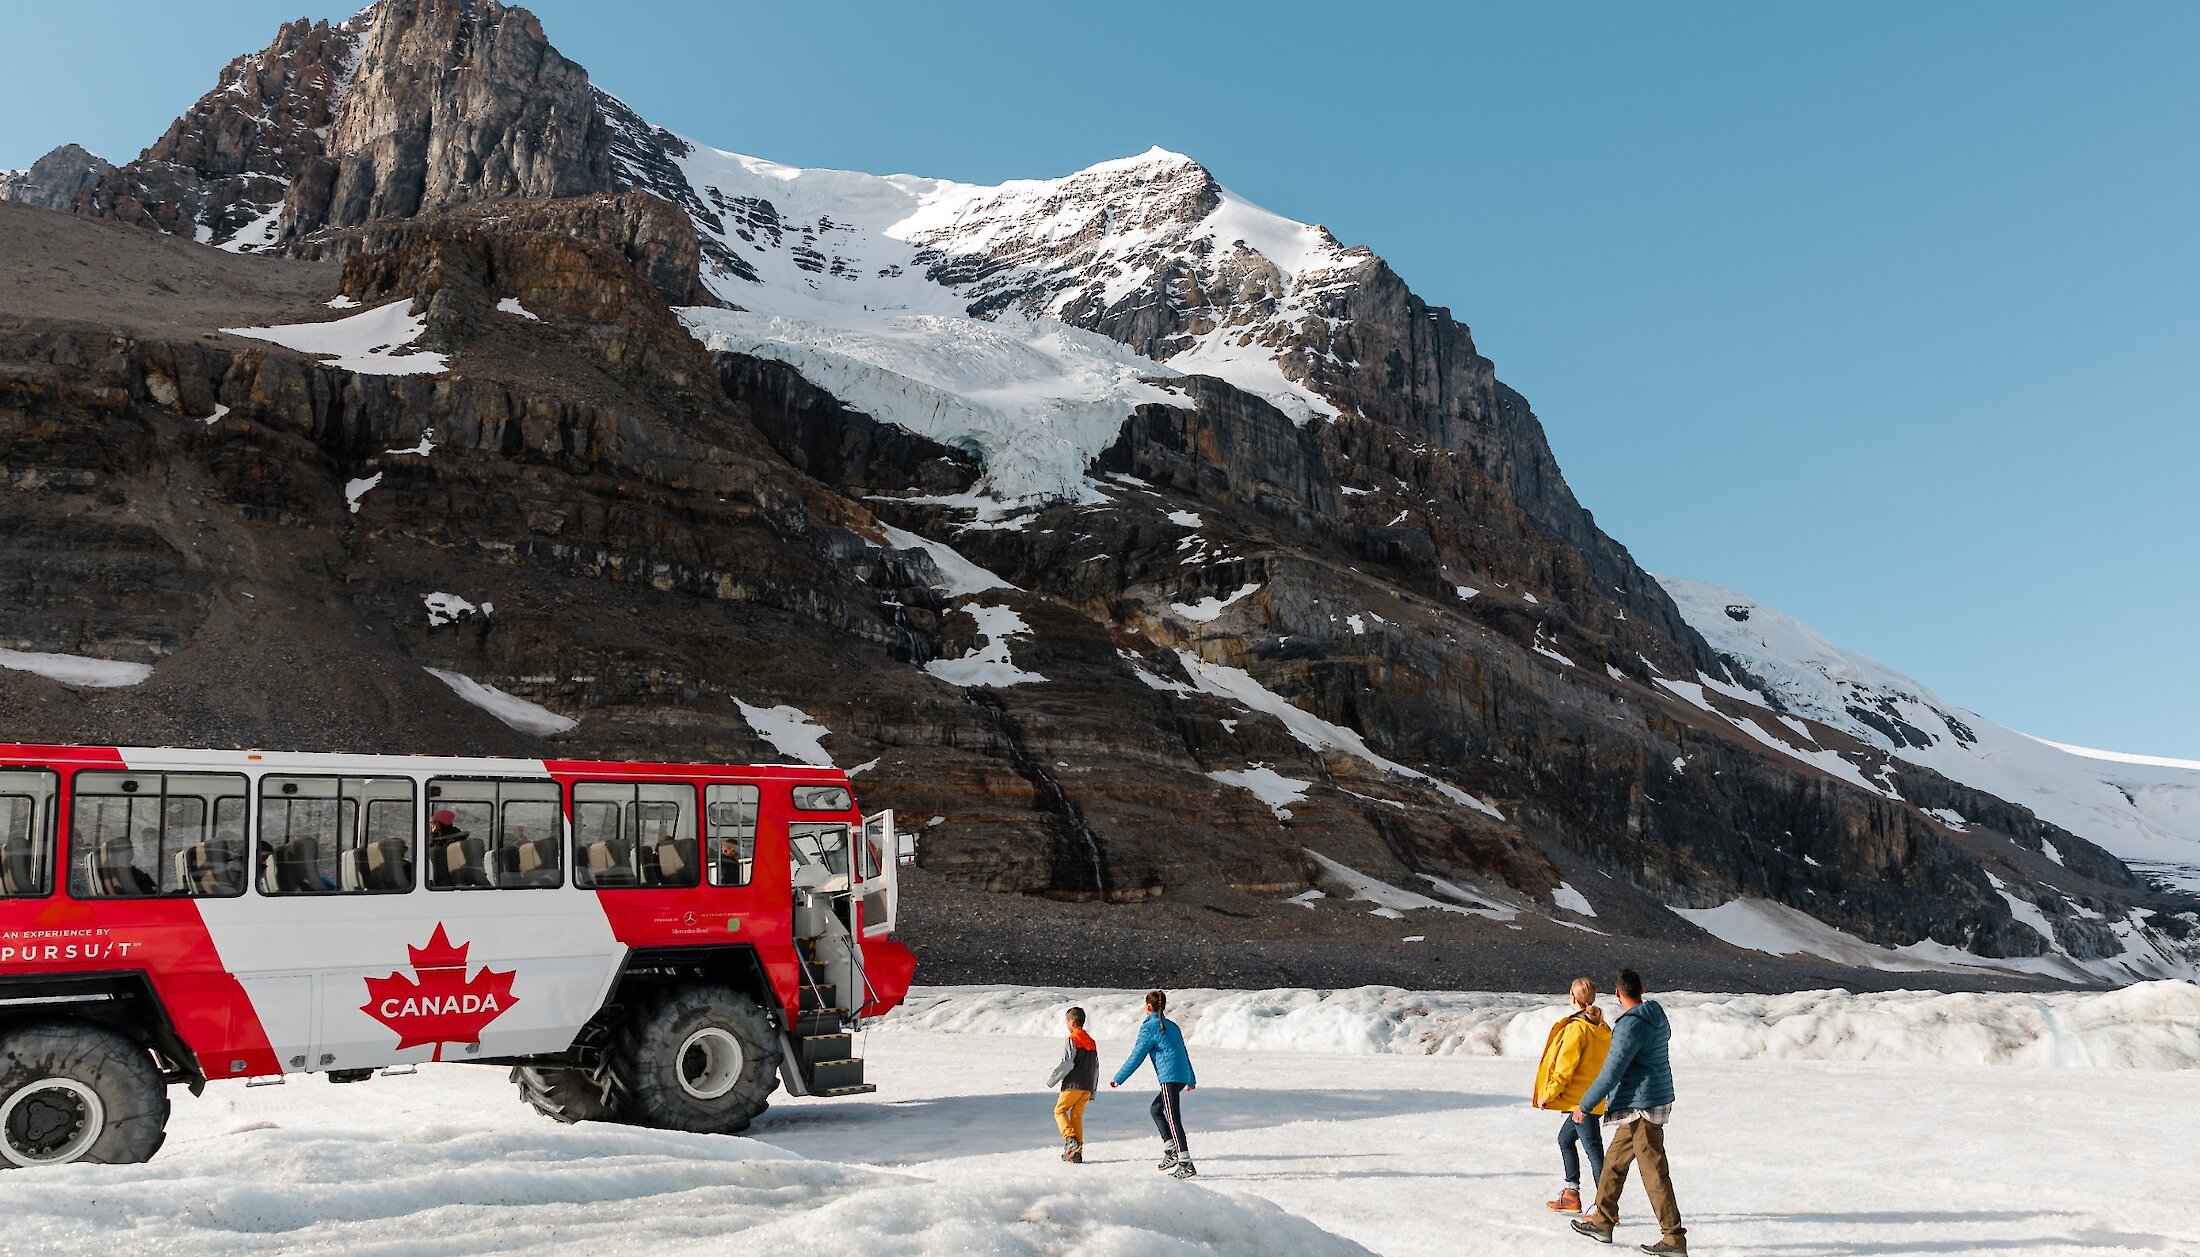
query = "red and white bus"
xmin=0 ymin=743 xmax=915 ymax=1166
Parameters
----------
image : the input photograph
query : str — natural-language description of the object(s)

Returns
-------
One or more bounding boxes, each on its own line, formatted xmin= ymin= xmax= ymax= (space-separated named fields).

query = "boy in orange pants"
xmin=1047 ymin=1005 xmax=1099 ymax=1162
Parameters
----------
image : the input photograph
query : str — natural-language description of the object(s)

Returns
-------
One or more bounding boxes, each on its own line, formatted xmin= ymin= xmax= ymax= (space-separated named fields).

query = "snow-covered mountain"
xmin=595 ymin=112 xmax=1367 ymax=501
xmin=12 ymin=0 xmax=2194 ymax=988
xmin=1663 ymin=576 xmax=2200 ymax=892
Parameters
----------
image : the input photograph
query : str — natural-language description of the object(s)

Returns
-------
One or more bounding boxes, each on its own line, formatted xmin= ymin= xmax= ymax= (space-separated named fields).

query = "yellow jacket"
xmin=1533 ymin=1010 xmax=1612 ymax=1113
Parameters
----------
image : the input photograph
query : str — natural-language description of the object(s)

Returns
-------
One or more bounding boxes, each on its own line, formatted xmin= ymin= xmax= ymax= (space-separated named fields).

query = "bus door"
xmin=857 ymin=810 xmax=898 ymax=938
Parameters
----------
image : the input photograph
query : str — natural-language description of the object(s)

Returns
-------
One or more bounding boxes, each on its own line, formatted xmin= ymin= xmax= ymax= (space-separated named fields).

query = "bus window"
xmin=573 ymin=782 xmax=697 ymax=888
xmin=256 ymin=776 xmax=415 ymax=895
xmin=705 ymin=784 xmax=759 ymax=887
xmin=425 ymin=779 xmax=560 ymax=890
xmin=0 ymin=769 xmax=57 ymax=898
xmin=788 ymin=823 xmax=850 ymax=878
xmin=70 ymin=772 xmax=248 ymax=898
xmin=791 ymin=785 xmax=850 ymax=812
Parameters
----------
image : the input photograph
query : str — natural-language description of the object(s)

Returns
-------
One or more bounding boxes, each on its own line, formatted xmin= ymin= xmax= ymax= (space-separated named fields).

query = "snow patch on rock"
xmin=224 ymin=299 xmax=448 ymax=376
xmin=424 ymin=668 xmax=576 ymax=736
xmin=0 ymin=648 xmax=152 ymax=688
xmin=924 ymin=605 xmax=1045 ymax=687
xmin=1208 ymin=764 xmax=1314 ymax=820
xmin=1170 ymin=582 xmax=1260 ymax=624
xmin=422 ymin=592 xmax=491 ymax=627
xmin=1183 ymin=660 xmax=1504 ymax=820
xmin=734 ymin=700 xmax=835 ymax=766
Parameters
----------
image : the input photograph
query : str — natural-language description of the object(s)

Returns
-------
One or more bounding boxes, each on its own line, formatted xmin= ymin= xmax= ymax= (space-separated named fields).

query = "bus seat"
xmin=441 ymin=835 xmax=490 ymax=889
xmin=340 ymin=847 xmax=364 ymax=892
xmin=529 ymin=835 xmax=559 ymax=885
xmin=96 ymin=838 xmax=155 ymax=896
xmin=583 ymin=837 xmax=633 ymax=886
xmin=509 ymin=837 xmax=557 ymax=887
xmin=177 ymin=841 xmax=244 ymax=896
xmin=365 ymin=838 xmax=409 ymax=891
xmin=205 ymin=840 xmax=245 ymax=895
xmin=2 ymin=837 xmax=35 ymax=895
xmin=276 ymin=838 xmax=321 ymax=893
xmin=656 ymin=837 xmax=695 ymax=885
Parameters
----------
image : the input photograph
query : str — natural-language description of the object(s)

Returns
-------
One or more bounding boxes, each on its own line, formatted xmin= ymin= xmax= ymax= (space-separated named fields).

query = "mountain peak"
xmin=0 ymin=143 xmax=114 ymax=212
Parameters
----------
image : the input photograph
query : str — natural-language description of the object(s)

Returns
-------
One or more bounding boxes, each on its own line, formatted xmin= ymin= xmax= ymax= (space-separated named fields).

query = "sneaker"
xmin=1171 ymin=1159 xmax=1197 ymax=1179
xmin=1637 ymin=1242 xmax=1687 ymax=1256
xmin=1570 ymin=1217 xmax=1614 ymax=1245
xmin=1157 ymin=1147 xmax=1181 ymax=1171
xmin=1546 ymin=1188 xmax=1584 ymax=1213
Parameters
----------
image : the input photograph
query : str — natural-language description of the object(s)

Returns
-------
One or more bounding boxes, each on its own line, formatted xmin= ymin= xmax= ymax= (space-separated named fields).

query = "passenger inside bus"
xmin=428 ymin=809 xmax=491 ymax=889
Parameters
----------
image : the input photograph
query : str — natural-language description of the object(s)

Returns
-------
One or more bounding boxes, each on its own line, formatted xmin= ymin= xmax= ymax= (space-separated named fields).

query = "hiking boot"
xmin=1171 ymin=1159 xmax=1197 ymax=1179
xmin=1638 ymin=1241 xmax=1687 ymax=1256
xmin=1157 ymin=1146 xmax=1181 ymax=1171
xmin=1546 ymin=1188 xmax=1584 ymax=1213
xmin=1570 ymin=1217 xmax=1614 ymax=1244
xmin=1061 ymin=1138 xmax=1082 ymax=1163
xmin=1068 ymin=1147 xmax=1084 ymax=1164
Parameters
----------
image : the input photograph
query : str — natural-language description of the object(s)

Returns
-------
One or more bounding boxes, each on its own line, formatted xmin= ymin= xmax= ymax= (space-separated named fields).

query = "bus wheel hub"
xmin=676 ymin=1027 xmax=743 ymax=1101
xmin=1 ymin=1079 xmax=104 ymax=1165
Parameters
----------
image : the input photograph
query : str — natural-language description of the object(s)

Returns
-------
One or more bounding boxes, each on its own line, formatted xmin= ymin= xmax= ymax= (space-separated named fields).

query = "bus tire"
xmin=511 ymin=1065 xmax=622 ymax=1124
xmin=0 ymin=1021 xmax=168 ymax=1167
xmin=609 ymin=985 xmax=778 ymax=1135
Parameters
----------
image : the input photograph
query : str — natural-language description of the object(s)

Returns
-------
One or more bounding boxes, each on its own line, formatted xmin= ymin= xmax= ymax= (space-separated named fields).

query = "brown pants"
xmin=1591 ymin=1117 xmax=1685 ymax=1245
xmin=1054 ymin=1089 xmax=1091 ymax=1143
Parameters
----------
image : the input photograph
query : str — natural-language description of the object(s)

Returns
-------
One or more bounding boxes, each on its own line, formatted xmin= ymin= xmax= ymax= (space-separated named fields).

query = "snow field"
xmin=886 ymin=982 xmax=2200 ymax=1070
xmin=36 ymin=1014 xmax=2196 ymax=1256
xmin=7 ymin=1089 xmax=1366 ymax=1256
xmin=681 ymin=306 xmax=1181 ymax=503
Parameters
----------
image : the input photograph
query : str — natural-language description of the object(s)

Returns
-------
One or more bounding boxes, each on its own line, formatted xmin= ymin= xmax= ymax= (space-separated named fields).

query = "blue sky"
xmin=5 ymin=2 xmax=2195 ymax=756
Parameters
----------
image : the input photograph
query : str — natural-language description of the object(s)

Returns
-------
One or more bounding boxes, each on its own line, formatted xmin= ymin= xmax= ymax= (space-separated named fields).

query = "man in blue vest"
xmin=1569 ymin=969 xmax=1686 ymax=1255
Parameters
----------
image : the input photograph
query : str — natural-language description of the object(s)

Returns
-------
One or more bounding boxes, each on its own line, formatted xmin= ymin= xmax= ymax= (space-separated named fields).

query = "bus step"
xmin=797 ymin=1033 xmax=851 ymax=1068
xmin=807 ymin=1058 xmax=866 ymax=1091
xmin=793 ymin=1007 xmax=850 ymax=1036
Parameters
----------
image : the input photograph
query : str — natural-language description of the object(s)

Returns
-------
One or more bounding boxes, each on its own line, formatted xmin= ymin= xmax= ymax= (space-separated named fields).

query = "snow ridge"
xmin=1659 ymin=575 xmax=2200 ymax=877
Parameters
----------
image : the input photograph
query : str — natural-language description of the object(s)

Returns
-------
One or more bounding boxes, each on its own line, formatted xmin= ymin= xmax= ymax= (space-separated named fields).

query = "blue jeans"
xmin=1558 ymin=1110 xmax=1605 ymax=1189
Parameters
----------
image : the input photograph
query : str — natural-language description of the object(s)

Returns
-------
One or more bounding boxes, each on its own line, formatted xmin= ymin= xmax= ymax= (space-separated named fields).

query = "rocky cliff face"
xmin=1 ymin=144 xmax=114 ymax=212
xmin=7 ymin=0 xmax=2194 ymax=987
xmin=284 ymin=0 xmax=614 ymax=236
xmin=73 ymin=16 xmax=363 ymax=247
xmin=64 ymin=0 xmax=616 ymax=258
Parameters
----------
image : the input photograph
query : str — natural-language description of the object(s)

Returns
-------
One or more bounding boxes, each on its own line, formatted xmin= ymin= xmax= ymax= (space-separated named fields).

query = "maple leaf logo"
xmin=361 ymin=924 xmax=519 ymax=1060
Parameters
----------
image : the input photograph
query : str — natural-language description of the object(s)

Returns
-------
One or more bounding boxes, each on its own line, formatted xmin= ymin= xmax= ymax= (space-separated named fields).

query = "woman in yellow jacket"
xmin=1532 ymin=977 xmax=1612 ymax=1215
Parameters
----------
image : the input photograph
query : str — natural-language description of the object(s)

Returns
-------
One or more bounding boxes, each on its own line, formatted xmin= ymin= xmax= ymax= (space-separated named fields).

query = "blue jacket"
xmin=1113 ymin=1012 xmax=1197 ymax=1086
xmin=1575 ymin=999 xmax=1675 ymax=1115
